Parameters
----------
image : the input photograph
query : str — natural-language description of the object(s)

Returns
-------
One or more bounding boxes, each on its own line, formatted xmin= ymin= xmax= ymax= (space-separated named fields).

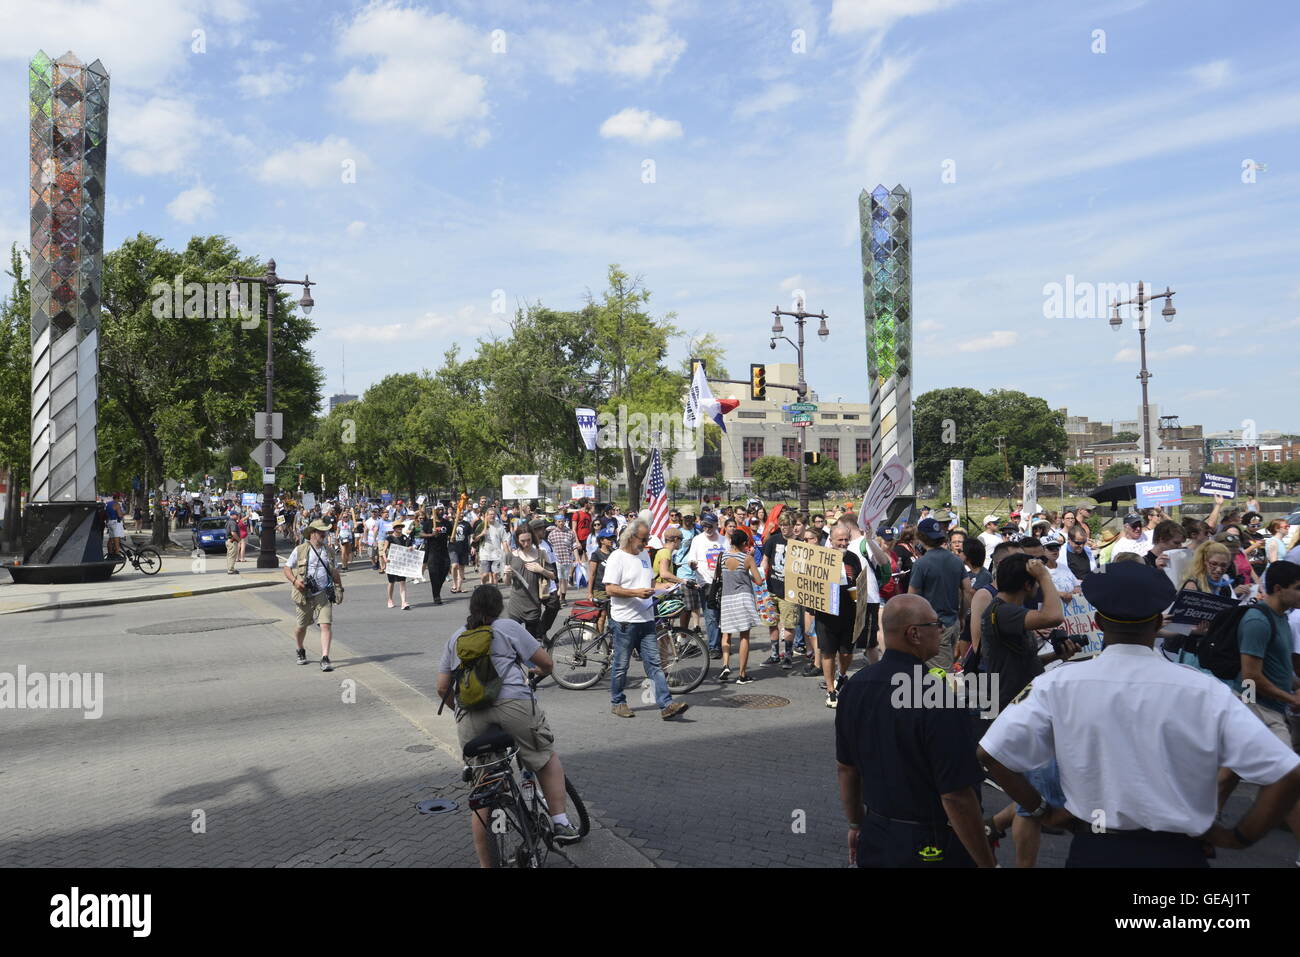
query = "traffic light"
xmin=804 ymin=451 xmax=821 ymax=465
xmin=750 ymin=363 xmax=767 ymax=400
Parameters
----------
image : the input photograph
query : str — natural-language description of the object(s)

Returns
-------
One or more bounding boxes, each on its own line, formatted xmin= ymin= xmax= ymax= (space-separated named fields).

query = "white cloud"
xmin=333 ymin=4 xmax=489 ymax=140
xmin=112 ymin=96 xmax=204 ymax=175
xmin=336 ymin=312 xmax=458 ymax=343
xmin=829 ymin=0 xmax=967 ymax=34
xmin=780 ymin=275 xmax=803 ymax=291
xmin=1188 ymin=59 xmax=1231 ymax=88
xmin=1184 ymin=388 xmax=1228 ymax=400
xmin=236 ymin=66 xmax=302 ymax=98
xmin=166 ymin=184 xmax=215 ymax=222
xmin=918 ymin=320 xmax=942 ymax=332
xmin=533 ymin=14 xmax=685 ymax=83
xmin=956 ymin=330 xmax=1018 ymax=352
xmin=599 ymin=108 xmax=682 ymax=144
xmin=1114 ymin=344 xmax=1196 ymax=363
xmin=605 ymin=14 xmax=686 ymax=79
xmin=256 ymin=136 xmax=369 ymax=188
xmin=735 ymin=82 xmax=802 ymax=118
xmin=346 ymin=221 xmax=367 ymax=238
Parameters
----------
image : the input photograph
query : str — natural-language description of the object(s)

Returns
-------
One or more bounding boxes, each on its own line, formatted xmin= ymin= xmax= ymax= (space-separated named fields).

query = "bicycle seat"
xmin=462 ymin=725 xmax=515 ymax=759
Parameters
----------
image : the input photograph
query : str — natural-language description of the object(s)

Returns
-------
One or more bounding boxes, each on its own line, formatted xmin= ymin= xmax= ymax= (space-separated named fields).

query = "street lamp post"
xmin=1109 ymin=280 xmax=1176 ymax=477
xmin=231 ymin=259 xmax=315 ymax=568
xmin=770 ymin=301 xmax=829 ymax=513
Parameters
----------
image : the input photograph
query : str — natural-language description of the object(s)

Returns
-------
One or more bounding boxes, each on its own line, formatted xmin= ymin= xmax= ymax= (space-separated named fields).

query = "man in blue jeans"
xmin=686 ymin=513 xmax=726 ymax=657
xmin=603 ymin=519 xmax=690 ymax=720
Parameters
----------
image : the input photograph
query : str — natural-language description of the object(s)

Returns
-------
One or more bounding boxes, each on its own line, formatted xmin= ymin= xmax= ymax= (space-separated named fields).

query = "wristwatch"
xmin=1029 ymin=797 xmax=1049 ymax=819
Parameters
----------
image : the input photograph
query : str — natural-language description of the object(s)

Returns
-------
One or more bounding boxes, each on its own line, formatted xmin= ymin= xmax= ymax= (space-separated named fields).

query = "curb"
xmin=0 ymin=577 xmax=282 ymax=616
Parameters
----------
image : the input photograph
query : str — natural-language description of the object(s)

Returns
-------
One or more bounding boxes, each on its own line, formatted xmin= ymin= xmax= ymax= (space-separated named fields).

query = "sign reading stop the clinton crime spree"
xmin=785 ymin=540 xmax=842 ymax=615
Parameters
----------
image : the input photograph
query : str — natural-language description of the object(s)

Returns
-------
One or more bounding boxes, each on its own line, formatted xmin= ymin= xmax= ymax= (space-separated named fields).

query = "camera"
xmin=1047 ymin=628 xmax=1075 ymax=656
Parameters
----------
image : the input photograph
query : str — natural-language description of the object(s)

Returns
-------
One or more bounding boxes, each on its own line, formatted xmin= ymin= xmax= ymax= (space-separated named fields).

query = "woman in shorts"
xmin=475 ymin=508 xmax=507 ymax=586
xmin=717 ymin=530 xmax=764 ymax=685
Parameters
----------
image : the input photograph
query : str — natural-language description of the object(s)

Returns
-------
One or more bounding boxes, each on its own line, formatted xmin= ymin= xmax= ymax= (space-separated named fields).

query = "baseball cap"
xmin=1124 ymin=512 xmax=1143 ymax=527
xmin=701 ymin=513 xmax=718 ymax=527
xmin=917 ymin=518 xmax=947 ymax=542
xmin=596 ymin=527 xmax=616 ymax=540
xmin=982 ymin=514 xmax=1000 ymax=526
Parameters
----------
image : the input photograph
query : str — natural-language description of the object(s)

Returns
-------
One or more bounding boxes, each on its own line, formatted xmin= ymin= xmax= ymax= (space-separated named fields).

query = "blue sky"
xmin=1 ymin=0 xmax=1297 ymax=435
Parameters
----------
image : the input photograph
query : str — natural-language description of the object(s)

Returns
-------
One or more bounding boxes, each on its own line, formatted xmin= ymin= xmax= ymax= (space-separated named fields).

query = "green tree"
xmin=1278 ymin=460 xmax=1300 ymax=486
xmin=967 ymin=453 xmax=1007 ymax=485
xmin=1067 ymin=463 xmax=1098 ymax=489
xmin=914 ymin=387 xmax=1066 ymax=484
xmin=968 ymin=391 xmax=1067 ymax=474
xmin=749 ymin=456 xmax=797 ymax=497
xmin=1203 ymin=463 xmax=1235 ymax=477
xmin=913 ymin=387 xmax=988 ymax=484
xmin=1112 ymin=431 xmax=1139 ymax=443
xmin=0 ymin=246 xmax=31 ymax=549
xmin=99 ymin=234 xmax=323 ymax=544
xmin=1103 ymin=462 xmax=1139 ymax=482
xmin=805 ymin=458 xmax=843 ymax=496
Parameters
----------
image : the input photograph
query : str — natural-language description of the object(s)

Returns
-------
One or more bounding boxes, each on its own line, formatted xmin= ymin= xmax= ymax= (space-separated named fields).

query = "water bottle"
xmin=520 ymin=768 xmax=537 ymax=806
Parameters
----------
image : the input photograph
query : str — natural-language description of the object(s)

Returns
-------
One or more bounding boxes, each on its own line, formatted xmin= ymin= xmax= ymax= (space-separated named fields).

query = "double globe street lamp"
xmin=1108 ymin=280 xmax=1175 ymax=477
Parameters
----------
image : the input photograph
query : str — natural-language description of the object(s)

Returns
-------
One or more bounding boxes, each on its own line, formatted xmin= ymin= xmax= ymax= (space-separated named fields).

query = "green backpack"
xmin=440 ymin=625 xmax=502 ymax=713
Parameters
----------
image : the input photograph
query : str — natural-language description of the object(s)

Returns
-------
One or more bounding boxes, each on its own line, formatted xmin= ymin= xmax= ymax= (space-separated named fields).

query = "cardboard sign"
xmin=301 ymin=492 xmax=316 ymax=509
xmin=338 ymin=484 xmax=349 ymax=504
xmin=1167 ymin=589 xmax=1239 ymax=625
xmin=949 ymin=459 xmax=965 ymax=508
xmin=858 ymin=454 xmax=909 ymax=535
xmin=1136 ymin=478 xmax=1182 ymax=508
xmin=240 ymin=492 xmax=260 ymax=507
xmin=384 ymin=543 xmax=425 ymax=581
xmin=1022 ymin=466 xmax=1038 ymax=517
xmin=571 ymin=484 xmax=596 ymax=500
xmin=1197 ymin=472 xmax=1237 ymax=498
xmin=502 ymin=474 xmax=539 ymax=500
xmin=1062 ymin=594 xmax=1105 ymax=659
xmin=785 ymin=540 xmax=843 ymax=615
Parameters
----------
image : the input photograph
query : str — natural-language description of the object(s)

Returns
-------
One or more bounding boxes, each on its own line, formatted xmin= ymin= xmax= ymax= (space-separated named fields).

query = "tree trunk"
xmin=2 ymin=464 xmax=21 ymax=554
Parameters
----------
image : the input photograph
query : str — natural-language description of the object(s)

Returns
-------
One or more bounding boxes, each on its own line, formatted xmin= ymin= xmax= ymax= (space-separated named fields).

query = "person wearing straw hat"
xmin=284 ymin=519 xmax=345 ymax=672
xmin=386 ymin=518 xmax=413 ymax=610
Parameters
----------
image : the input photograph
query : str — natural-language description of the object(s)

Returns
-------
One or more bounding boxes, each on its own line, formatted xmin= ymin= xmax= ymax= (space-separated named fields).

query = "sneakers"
xmin=825 ymin=692 xmax=838 ymax=709
xmin=835 ymin=672 xmax=848 ymax=695
xmin=780 ymin=656 xmax=792 ymax=670
xmin=661 ymin=701 xmax=690 ymax=720
xmin=717 ymin=667 xmax=731 ymax=683
xmin=611 ymin=703 xmax=635 ymax=718
xmin=801 ymin=663 xmax=821 ymax=678
xmin=736 ymin=673 xmax=756 ymax=685
xmin=762 ymin=653 xmax=781 ymax=666
xmin=433 ymin=596 xmax=443 ymax=606
xmin=818 ymin=678 xmax=828 ymax=690
xmin=709 ymin=649 xmax=723 ymax=660
xmin=320 ymin=656 xmax=333 ymax=673
xmin=296 ymin=648 xmax=307 ymax=665
xmin=552 ymin=822 xmax=582 ymax=846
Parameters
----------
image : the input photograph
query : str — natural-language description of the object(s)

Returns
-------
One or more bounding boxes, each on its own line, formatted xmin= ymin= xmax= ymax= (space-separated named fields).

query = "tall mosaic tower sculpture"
xmin=858 ymin=184 xmax=914 ymax=495
xmin=9 ymin=51 xmax=112 ymax=583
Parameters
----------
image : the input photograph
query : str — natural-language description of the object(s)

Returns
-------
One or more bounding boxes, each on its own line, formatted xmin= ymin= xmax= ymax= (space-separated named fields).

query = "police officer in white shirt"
xmin=978 ymin=561 xmax=1300 ymax=867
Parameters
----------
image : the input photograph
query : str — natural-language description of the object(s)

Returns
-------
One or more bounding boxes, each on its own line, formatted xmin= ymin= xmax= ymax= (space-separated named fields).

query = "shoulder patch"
xmin=1011 ymin=682 xmax=1033 ymax=705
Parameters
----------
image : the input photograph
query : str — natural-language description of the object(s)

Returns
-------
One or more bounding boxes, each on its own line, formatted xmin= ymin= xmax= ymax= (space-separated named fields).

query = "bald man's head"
xmin=881 ymin=594 xmax=941 ymax=660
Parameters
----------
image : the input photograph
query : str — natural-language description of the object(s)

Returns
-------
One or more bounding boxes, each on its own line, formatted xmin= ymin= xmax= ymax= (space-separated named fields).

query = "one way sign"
xmin=252 ymin=440 xmax=285 ymax=468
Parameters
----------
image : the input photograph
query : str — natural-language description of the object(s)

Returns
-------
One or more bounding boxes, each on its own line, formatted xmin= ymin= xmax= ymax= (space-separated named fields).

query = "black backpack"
xmin=1195 ymin=603 xmax=1259 ymax=681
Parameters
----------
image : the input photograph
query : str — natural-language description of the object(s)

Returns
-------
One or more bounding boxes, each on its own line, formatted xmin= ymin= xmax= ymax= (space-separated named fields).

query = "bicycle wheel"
xmin=108 ymin=552 xmax=127 ymax=576
xmin=659 ymin=627 xmax=710 ymax=694
xmin=565 ymin=776 xmax=591 ymax=837
xmin=135 ymin=547 xmax=162 ymax=575
xmin=549 ymin=622 xmax=610 ymax=691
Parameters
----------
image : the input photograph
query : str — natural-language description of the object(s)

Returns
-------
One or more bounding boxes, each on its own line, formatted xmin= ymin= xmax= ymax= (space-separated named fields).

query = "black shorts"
xmin=816 ymin=614 xmax=855 ymax=656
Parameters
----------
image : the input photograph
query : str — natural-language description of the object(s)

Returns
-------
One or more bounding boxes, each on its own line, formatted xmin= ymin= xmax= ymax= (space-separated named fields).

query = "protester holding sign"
xmin=386 ymin=520 xmax=414 ymax=610
xmin=812 ymin=523 xmax=861 ymax=710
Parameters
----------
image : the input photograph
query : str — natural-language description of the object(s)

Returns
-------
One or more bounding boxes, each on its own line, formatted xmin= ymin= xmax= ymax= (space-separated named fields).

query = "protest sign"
xmin=1136 ymin=478 xmax=1182 ymax=508
xmin=571 ymin=484 xmax=596 ymax=500
xmin=1062 ymin=594 xmax=1105 ymax=659
xmin=949 ymin=459 xmax=965 ymax=508
xmin=338 ymin=484 xmax=349 ymax=504
xmin=785 ymin=541 xmax=843 ymax=615
xmin=1197 ymin=472 xmax=1237 ymax=498
xmin=384 ymin=544 xmax=425 ymax=582
xmin=1023 ymin=466 xmax=1038 ymax=517
xmin=1167 ymin=589 xmax=1239 ymax=625
xmin=858 ymin=454 xmax=909 ymax=535
xmin=502 ymin=474 xmax=539 ymax=500
xmin=240 ymin=492 xmax=259 ymax=507
xmin=575 ymin=408 xmax=599 ymax=451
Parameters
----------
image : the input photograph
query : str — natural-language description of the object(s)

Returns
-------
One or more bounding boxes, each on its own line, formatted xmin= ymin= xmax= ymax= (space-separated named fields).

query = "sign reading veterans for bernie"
xmin=1197 ymin=472 xmax=1237 ymax=498
xmin=1167 ymin=589 xmax=1239 ymax=625
xmin=1135 ymin=478 xmax=1183 ymax=508
xmin=784 ymin=540 xmax=842 ymax=614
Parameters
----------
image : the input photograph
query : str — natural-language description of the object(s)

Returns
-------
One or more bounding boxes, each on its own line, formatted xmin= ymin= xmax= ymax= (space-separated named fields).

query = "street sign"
xmin=790 ymin=412 xmax=813 ymax=423
xmin=262 ymin=467 xmax=276 ymax=484
xmin=789 ymin=402 xmax=818 ymax=412
xmin=252 ymin=439 xmax=285 ymax=467
xmin=791 ymin=419 xmax=812 ymax=428
xmin=253 ymin=413 xmax=283 ymax=440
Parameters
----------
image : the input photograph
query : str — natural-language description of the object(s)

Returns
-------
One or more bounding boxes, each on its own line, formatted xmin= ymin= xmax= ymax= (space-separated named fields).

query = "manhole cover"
xmin=127 ymin=618 xmax=277 ymax=635
xmin=417 ymin=798 xmax=459 ymax=814
xmin=405 ymin=744 xmax=436 ymax=753
xmin=713 ymin=694 xmax=790 ymax=709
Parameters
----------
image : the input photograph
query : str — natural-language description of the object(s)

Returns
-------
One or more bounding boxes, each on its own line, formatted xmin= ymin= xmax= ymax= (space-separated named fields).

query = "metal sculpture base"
xmin=3 ymin=501 xmax=111 ymax=583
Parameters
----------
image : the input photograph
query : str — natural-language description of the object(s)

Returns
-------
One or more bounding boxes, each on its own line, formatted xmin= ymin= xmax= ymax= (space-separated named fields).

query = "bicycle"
xmin=461 ymin=724 xmax=591 ymax=869
xmin=546 ymin=589 xmax=710 ymax=693
xmin=109 ymin=541 xmax=162 ymax=576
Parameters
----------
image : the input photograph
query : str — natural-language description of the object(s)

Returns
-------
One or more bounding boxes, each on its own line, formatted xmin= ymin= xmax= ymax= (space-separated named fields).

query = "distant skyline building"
xmin=859 ymin=184 xmax=914 ymax=494
xmin=329 ymin=392 xmax=358 ymax=411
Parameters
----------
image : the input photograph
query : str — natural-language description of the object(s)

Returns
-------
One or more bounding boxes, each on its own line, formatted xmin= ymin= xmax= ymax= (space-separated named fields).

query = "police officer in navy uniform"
xmin=836 ymin=594 xmax=996 ymax=867
xmin=979 ymin=561 xmax=1300 ymax=867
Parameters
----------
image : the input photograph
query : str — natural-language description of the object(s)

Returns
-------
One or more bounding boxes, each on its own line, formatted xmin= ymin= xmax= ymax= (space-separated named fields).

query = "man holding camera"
xmin=284 ymin=519 xmax=345 ymax=672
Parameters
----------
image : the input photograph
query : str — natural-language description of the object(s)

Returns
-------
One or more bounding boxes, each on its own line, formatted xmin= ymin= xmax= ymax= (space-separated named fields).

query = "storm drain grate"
xmin=127 ymin=618 xmax=277 ymax=635
xmin=713 ymin=694 xmax=790 ymax=709
xmin=405 ymin=744 xmax=437 ymax=753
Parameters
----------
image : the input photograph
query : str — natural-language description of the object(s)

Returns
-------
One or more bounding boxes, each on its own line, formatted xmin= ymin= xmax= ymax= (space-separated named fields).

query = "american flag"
xmin=645 ymin=447 xmax=670 ymax=541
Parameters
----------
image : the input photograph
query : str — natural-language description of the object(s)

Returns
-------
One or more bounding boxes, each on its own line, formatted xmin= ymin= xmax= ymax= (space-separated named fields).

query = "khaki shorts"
xmin=456 ymin=698 xmax=555 ymax=772
xmin=775 ymin=597 xmax=799 ymax=630
xmin=1246 ymin=701 xmax=1293 ymax=749
xmin=294 ymin=591 xmax=332 ymax=629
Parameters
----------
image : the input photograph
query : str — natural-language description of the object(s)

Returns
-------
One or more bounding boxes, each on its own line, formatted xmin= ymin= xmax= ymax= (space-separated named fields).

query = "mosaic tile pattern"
xmin=29 ymin=50 xmax=108 ymax=503
xmin=858 ymin=184 xmax=913 ymax=493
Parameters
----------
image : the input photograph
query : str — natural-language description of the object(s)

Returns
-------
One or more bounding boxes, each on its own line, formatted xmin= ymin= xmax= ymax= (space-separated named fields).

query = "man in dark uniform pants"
xmin=979 ymin=561 xmax=1300 ymax=867
xmin=835 ymin=593 xmax=996 ymax=867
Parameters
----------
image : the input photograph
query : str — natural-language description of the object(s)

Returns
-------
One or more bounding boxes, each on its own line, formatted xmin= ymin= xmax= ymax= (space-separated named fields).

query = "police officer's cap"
xmin=1081 ymin=561 xmax=1176 ymax=624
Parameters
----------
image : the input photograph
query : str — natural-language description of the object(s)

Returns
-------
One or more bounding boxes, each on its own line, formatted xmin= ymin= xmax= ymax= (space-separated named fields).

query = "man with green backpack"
xmin=436 ymin=585 xmax=582 ymax=865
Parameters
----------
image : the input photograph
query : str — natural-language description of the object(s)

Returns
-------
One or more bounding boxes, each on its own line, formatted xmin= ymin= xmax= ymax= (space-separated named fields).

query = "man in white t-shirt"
xmin=1109 ymin=513 xmax=1153 ymax=560
xmin=603 ymin=519 xmax=689 ymax=721
xmin=686 ymin=514 xmax=726 ymax=656
xmin=283 ymin=520 xmax=344 ymax=671
xmin=978 ymin=515 xmax=1004 ymax=570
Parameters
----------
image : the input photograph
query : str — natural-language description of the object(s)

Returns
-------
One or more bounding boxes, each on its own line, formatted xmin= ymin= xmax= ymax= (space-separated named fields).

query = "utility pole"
xmin=770 ymin=301 xmax=829 ymax=513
